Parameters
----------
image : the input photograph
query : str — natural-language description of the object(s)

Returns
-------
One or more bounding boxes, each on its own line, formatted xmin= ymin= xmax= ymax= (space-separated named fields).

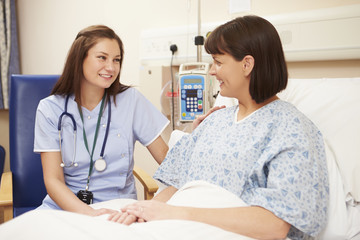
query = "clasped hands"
xmin=106 ymin=200 xmax=178 ymax=225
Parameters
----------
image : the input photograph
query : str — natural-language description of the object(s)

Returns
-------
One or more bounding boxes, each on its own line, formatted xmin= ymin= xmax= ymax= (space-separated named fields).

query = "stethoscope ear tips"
xmin=60 ymin=162 xmax=78 ymax=167
xmin=60 ymin=162 xmax=79 ymax=168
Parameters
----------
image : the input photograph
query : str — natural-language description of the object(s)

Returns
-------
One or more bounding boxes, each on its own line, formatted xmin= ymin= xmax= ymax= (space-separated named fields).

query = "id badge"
xmin=77 ymin=190 xmax=93 ymax=205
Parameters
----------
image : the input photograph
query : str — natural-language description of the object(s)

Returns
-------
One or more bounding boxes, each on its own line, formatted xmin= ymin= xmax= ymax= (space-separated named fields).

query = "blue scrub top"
xmin=34 ymin=88 xmax=169 ymax=209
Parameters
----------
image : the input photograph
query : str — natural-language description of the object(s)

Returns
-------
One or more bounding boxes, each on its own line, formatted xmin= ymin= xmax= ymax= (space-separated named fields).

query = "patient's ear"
xmin=242 ymin=55 xmax=254 ymax=77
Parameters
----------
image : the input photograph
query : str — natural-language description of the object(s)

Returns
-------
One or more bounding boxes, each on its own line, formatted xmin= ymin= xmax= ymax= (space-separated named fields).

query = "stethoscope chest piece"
xmin=94 ymin=158 xmax=107 ymax=172
xmin=59 ymin=94 xmax=111 ymax=174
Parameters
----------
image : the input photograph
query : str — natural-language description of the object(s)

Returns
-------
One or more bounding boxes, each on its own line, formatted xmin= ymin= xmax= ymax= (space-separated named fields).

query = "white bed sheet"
xmin=0 ymin=181 xmax=265 ymax=240
xmin=0 ymin=210 xmax=247 ymax=240
xmin=1 ymin=179 xmax=356 ymax=239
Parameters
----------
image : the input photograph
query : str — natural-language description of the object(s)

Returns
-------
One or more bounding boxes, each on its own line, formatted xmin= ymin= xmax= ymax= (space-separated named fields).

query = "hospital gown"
xmin=154 ymin=99 xmax=329 ymax=240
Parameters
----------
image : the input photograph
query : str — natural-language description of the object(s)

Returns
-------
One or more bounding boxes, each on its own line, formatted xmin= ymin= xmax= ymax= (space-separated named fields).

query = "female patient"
xmin=34 ymin=25 xmax=168 ymax=216
xmin=111 ymin=15 xmax=329 ymax=240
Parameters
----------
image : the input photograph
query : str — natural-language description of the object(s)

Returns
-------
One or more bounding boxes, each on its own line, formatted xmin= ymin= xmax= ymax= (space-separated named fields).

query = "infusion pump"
xmin=179 ymin=62 xmax=214 ymax=122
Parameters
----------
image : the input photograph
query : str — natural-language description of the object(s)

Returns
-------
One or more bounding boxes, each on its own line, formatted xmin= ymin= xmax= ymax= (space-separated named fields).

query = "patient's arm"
xmin=124 ymin=201 xmax=290 ymax=240
xmin=152 ymin=186 xmax=178 ymax=202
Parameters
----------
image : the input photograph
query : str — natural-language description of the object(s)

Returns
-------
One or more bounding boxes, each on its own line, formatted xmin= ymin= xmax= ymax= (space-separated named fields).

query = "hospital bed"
xmin=0 ymin=77 xmax=359 ymax=240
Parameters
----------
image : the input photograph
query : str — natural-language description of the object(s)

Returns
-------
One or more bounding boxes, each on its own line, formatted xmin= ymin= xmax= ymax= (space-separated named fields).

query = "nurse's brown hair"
xmin=51 ymin=25 xmax=129 ymax=106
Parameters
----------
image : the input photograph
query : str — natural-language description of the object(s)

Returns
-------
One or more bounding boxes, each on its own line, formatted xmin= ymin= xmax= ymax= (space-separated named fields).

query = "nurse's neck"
xmin=80 ymin=89 xmax=105 ymax=111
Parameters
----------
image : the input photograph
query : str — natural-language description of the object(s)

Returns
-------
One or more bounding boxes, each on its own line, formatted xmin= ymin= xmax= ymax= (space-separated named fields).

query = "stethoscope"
xmin=58 ymin=94 xmax=111 ymax=172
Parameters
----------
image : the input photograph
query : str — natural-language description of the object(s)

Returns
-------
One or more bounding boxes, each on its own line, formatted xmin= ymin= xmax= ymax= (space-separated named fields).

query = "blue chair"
xmin=0 ymin=74 xmax=158 ymax=223
xmin=0 ymin=75 xmax=59 ymax=221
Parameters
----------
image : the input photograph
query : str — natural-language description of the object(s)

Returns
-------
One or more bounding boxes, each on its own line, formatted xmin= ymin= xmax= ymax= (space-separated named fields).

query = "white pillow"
xmin=278 ymin=78 xmax=360 ymax=203
xmin=317 ymin=140 xmax=348 ymax=239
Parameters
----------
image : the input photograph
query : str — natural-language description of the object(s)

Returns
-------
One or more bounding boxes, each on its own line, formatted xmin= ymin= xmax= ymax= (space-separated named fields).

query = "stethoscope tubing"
xmin=58 ymin=96 xmax=78 ymax=168
xmin=58 ymin=95 xmax=111 ymax=168
xmin=100 ymin=100 xmax=111 ymax=158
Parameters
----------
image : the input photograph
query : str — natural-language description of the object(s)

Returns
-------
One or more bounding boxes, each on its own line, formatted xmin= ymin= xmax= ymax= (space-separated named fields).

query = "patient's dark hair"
xmin=205 ymin=15 xmax=288 ymax=103
xmin=51 ymin=25 xmax=130 ymax=106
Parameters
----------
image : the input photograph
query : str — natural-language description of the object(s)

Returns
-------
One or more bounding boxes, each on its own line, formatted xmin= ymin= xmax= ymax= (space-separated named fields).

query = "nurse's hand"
xmin=192 ymin=105 xmax=225 ymax=130
xmin=107 ymin=209 xmax=140 ymax=225
xmin=91 ymin=208 xmax=118 ymax=217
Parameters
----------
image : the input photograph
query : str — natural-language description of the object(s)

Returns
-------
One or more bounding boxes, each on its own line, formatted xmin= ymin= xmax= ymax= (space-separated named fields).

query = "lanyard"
xmin=78 ymin=93 xmax=108 ymax=190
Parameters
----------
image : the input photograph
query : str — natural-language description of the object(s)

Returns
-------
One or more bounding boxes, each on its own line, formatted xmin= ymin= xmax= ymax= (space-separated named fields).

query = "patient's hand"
xmin=192 ymin=105 xmax=225 ymax=130
xmin=119 ymin=200 xmax=179 ymax=224
xmin=107 ymin=209 xmax=139 ymax=225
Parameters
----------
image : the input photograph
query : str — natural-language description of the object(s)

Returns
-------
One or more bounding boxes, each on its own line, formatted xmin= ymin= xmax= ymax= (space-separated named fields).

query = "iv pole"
xmin=195 ymin=0 xmax=204 ymax=62
xmin=194 ymin=0 xmax=217 ymax=109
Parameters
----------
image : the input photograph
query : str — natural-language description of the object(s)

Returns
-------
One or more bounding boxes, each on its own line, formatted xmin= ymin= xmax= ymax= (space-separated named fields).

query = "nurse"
xmin=34 ymin=25 xmax=169 ymax=216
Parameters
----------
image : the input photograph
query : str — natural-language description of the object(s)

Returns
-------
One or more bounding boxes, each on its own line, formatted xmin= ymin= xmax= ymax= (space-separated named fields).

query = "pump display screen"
xmin=184 ymin=78 xmax=203 ymax=84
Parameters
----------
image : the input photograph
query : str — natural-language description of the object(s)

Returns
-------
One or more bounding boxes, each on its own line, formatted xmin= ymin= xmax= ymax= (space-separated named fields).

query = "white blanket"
xmin=0 ymin=181 xmax=260 ymax=240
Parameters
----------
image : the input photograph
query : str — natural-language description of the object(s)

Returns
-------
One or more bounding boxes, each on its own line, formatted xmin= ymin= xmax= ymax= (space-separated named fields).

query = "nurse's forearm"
xmin=41 ymin=152 xmax=97 ymax=215
xmin=147 ymin=136 xmax=169 ymax=164
xmin=45 ymin=178 xmax=94 ymax=215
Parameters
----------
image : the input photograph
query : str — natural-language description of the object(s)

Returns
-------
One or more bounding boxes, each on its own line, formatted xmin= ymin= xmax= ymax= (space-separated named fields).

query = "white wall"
xmin=1 ymin=0 xmax=358 ymax=193
xmin=16 ymin=0 xmax=360 ymax=83
xmin=16 ymin=0 xmax=228 ymax=85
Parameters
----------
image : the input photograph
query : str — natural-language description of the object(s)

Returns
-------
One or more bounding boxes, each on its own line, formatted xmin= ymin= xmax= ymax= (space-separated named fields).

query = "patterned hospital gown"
xmin=154 ymin=100 xmax=329 ymax=240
